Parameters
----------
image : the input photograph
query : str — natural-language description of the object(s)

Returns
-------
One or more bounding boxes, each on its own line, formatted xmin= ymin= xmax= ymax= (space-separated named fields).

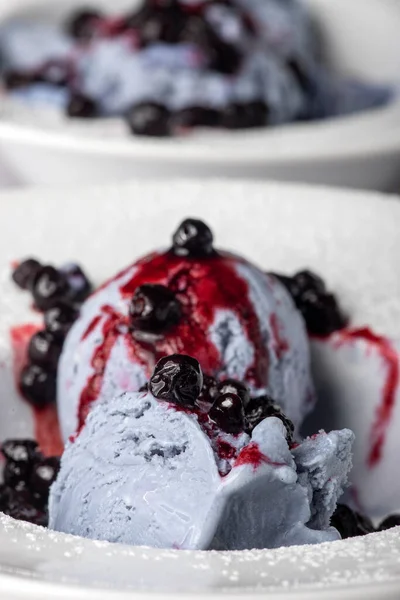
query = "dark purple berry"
xmin=172 ymin=218 xmax=215 ymax=258
xmin=59 ymin=263 xmax=92 ymax=303
xmin=222 ymin=101 xmax=268 ymax=129
xmin=197 ymin=374 xmax=218 ymax=406
xmin=3 ymin=71 xmax=35 ymax=89
xmin=216 ymin=379 xmax=250 ymax=408
xmin=28 ymin=330 xmax=63 ymax=370
xmin=127 ymin=102 xmax=171 ymax=137
xmin=130 ymin=284 xmax=181 ymax=335
xmin=44 ymin=302 xmax=79 ymax=339
xmin=299 ymin=290 xmax=347 ymax=336
xmin=294 ymin=270 xmax=326 ymax=298
xmin=245 ymin=395 xmax=294 ymax=441
xmin=31 ymin=266 xmax=69 ymax=311
xmin=67 ymin=93 xmax=98 ymax=118
xmin=170 ymin=107 xmax=221 ymax=130
xmin=209 ymin=393 xmax=245 ymax=434
xmin=331 ymin=504 xmax=374 ymax=539
xmin=127 ymin=1 xmax=185 ymax=45
xmin=331 ymin=504 xmax=375 ymax=539
xmin=150 ymin=354 xmax=203 ymax=408
xmin=0 ymin=485 xmax=47 ymax=526
xmin=20 ymin=364 xmax=56 ymax=407
xmin=379 ymin=515 xmax=400 ymax=531
xmin=1 ymin=439 xmax=38 ymax=464
xmin=66 ymin=9 xmax=102 ymax=40
xmin=30 ymin=457 xmax=60 ymax=498
xmin=3 ymin=461 xmax=30 ymax=490
xmin=12 ymin=258 xmax=41 ymax=290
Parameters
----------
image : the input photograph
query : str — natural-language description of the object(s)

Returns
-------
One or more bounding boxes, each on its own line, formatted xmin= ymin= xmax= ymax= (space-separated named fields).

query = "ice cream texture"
xmin=57 ymin=219 xmax=315 ymax=441
xmin=49 ymin=385 xmax=354 ymax=550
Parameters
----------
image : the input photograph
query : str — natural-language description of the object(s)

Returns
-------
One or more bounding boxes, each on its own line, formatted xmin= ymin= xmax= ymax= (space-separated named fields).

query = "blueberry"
xmin=126 ymin=1 xmax=185 ymax=46
xmin=67 ymin=93 xmax=98 ymax=119
xmin=28 ymin=331 xmax=63 ymax=370
xmin=209 ymin=393 xmax=245 ymax=434
xmin=31 ymin=266 xmax=69 ymax=311
xmin=0 ymin=485 xmax=47 ymax=526
xmin=170 ymin=107 xmax=221 ymax=130
xmin=245 ymin=395 xmax=294 ymax=441
xmin=222 ymin=101 xmax=268 ymax=129
xmin=299 ymin=290 xmax=347 ymax=336
xmin=59 ymin=263 xmax=92 ymax=303
xmin=172 ymin=218 xmax=215 ymax=258
xmin=12 ymin=258 xmax=41 ymax=291
xmin=150 ymin=354 xmax=203 ymax=408
xmin=130 ymin=284 xmax=181 ymax=335
xmin=3 ymin=461 xmax=30 ymax=490
xmin=378 ymin=515 xmax=400 ymax=531
xmin=127 ymin=103 xmax=171 ymax=137
xmin=331 ymin=504 xmax=375 ymax=539
xmin=294 ymin=270 xmax=326 ymax=298
xmin=30 ymin=457 xmax=60 ymax=498
xmin=197 ymin=374 xmax=218 ymax=405
xmin=44 ymin=302 xmax=79 ymax=339
xmin=1 ymin=440 xmax=38 ymax=464
xmin=216 ymin=379 xmax=250 ymax=409
xmin=3 ymin=71 xmax=35 ymax=90
xmin=66 ymin=9 xmax=102 ymax=40
xmin=20 ymin=364 xmax=56 ymax=407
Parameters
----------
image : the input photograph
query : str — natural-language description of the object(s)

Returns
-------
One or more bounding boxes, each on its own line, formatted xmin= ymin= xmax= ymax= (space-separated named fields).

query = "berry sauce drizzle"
xmin=78 ymin=251 xmax=272 ymax=433
xmin=335 ymin=328 xmax=399 ymax=469
xmin=10 ymin=324 xmax=63 ymax=456
xmin=235 ymin=442 xmax=286 ymax=470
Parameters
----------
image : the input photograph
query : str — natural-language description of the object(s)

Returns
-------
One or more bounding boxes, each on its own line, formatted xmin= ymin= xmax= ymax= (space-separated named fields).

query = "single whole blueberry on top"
xmin=216 ymin=379 xmax=251 ymax=409
xmin=130 ymin=284 xmax=182 ymax=335
xmin=172 ymin=218 xmax=215 ymax=258
xmin=31 ymin=266 xmax=69 ymax=311
xmin=150 ymin=354 xmax=203 ymax=408
xmin=12 ymin=258 xmax=41 ymax=291
xmin=209 ymin=392 xmax=245 ymax=435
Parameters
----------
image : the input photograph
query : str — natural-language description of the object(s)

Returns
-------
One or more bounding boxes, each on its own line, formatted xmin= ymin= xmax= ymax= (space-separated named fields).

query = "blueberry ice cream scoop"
xmin=49 ymin=355 xmax=354 ymax=550
xmin=57 ymin=218 xmax=315 ymax=441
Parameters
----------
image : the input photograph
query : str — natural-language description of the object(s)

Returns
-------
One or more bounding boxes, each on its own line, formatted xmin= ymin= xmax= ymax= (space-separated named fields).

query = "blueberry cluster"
xmin=331 ymin=504 xmax=400 ymax=538
xmin=0 ymin=439 xmax=60 ymax=526
xmin=272 ymin=269 xmax=348 ymax=336
xmin=12 ymin=258 xmax=91 ymax=407
xmin=149 ymin=353 xmax=295 ymax=438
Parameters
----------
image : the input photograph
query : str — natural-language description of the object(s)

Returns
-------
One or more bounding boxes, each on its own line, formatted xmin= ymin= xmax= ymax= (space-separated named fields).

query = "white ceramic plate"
xmin=0 ymin=180 xmax=400 ymax=600
xmin=1 ymin=0 xmax=400 ymax=189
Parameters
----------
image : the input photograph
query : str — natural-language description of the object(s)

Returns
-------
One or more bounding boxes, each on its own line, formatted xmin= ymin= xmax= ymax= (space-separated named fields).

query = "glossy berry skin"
xmin=197 ymin=374 xmax=218 ymax=406
xmin=20 ymin=364 xmax=56 ymax=407
xmin=31 ymin=266 xmax=69 ymax=311
xmin=378 ymin=515 xmax=400 ymax=531
xmin=130 ymin=284 xmax=181 ymax=335
xmin=127 ymin=102 xmax=171 ymax=137
xmin=1 ymin=440 xmax=38 ymax=464
xmin=299 ymin=291 xmax=347 ymax=337
xmin=28 ymin=331 xmax=63 ymax=370
xmin=150 ymin=354 xmax=203 ymax=408
xmin=30 ymin=457 xmax=60 ymax=499
xmin=12 ymin=258 xmax=41 ymax=290
xmin=0 ymin=484 xmax=47 ymax=526
xmin=44 ymin=302 xmax=79 ymax=339
xmin=66 ymin=9 xmax=102 ymax=40
xmin=245 ymin=395 xmax=294 ymax=441
xmin=67 ymin=93 xmax=98 ymax=119
xmin=331 ymin=504 xmax=375 ymax=539
xmin=209 ymin=392 xmax=245 ymax=435
xmin=216 ymin=379 xmax=251 ymax=409
xmin=60 ymin=263 xmax=92 ymax=303
xmin=172 ymin=218 xmax=215 ymax=258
